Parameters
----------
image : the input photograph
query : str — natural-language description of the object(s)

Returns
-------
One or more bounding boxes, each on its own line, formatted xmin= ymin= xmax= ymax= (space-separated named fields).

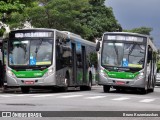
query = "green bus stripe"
xmin=12 ymin=69 xmax=48 ymax=78
xmin=103 ymin=69 xmax=139 ymax=79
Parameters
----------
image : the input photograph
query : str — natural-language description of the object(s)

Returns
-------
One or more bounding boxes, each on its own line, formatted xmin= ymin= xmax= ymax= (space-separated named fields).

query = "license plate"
xmin=116 ymin=81 xmax=125 ymax=85
xmin=24 ymin=81 xmax=34 ymax=85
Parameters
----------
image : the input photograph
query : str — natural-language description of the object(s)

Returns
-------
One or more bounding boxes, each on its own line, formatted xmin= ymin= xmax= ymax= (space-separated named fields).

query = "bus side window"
xmin=56 ymin=39 xmax=63 ymax=70
xmin=62 ymin=44 xmax=71 ymax=66
xmin=77 ymin=53 xmax=82 ymax=68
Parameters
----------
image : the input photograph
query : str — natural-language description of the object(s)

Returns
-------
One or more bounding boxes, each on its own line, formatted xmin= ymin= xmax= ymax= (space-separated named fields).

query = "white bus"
xmin=2 ymin=28 xmax=96 ymax=93
xmin=96 ymin=32 xmax=157 ymax=94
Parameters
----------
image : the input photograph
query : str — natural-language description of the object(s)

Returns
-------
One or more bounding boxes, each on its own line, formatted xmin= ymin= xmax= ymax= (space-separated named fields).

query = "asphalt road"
xmin=0 ymin=86 xmax=160 ymax=120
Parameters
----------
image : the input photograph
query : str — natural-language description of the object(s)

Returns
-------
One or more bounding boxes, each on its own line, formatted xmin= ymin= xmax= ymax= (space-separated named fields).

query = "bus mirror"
xmin=60 ymin=46 xmax=63 ymax=54
xmin=66 ymin=38 xmax=70 ymax=42
xmin=96 ymin=41 xmax=100 ymax=51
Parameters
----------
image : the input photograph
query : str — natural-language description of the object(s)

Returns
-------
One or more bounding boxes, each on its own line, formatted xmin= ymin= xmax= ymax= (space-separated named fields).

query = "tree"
xmin=75 ymin=2 xmax=121 ymax=41
xmin=0 ymin=0 xmax=33 ymax=36
xmin=123 ymin=27 xmax=153 ymax=36
xmin=123 ymin=27 xmax=154 ymax=41
xmin=0 ymin=0 xmax=26 ymax=23
xmin=1 ymin=0 xmax=121 ymax=41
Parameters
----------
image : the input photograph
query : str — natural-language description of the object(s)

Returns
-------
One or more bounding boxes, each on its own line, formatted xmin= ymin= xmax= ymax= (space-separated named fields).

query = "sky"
xmin=105 ymin=0 xmax=160 ymax=49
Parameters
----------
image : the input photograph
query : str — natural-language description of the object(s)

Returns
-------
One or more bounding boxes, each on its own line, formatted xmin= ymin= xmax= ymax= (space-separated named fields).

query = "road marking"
xmin=14 ymin=95 xmax=26 ymax=97
xmin=85 ymin=96 xmax=106 ymax=99
xmin=57 ymin=95 xmax=83 ymax=98
xmin=112 ymin=97 xmax=130 ymax=101
xmin=0 ymin=95 xmax=12 ymax=97
xmin=32 ymin=94 xmax=58 ymax=98
xmin=139 ymin=99 xmax=155 ymax=103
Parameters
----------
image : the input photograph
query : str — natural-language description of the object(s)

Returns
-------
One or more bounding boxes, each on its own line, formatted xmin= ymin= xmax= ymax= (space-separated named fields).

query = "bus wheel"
xmin=1 ymin=85 xmax=8 ymax=93
xmin=80 ymin=74 xmax=92 ymax=91
xmin=148 ymin=88 xmax=154 ymax=92
xmin=140 ymin=88 xmax=147 ymax=94
xmin=103 ymin=85 xmax=110 ymax=93
xmin=87 ymin=74 xmax=92 ymax=90
xmin=61 ymin=73 xmax=70 ymax=92
xmin=149 ymin=76 xmax=156 ymax=92
xmin=21 ymin=87 xmax=30 ymax=93
xmin=52 ymin=87 xmax=59 ymax=93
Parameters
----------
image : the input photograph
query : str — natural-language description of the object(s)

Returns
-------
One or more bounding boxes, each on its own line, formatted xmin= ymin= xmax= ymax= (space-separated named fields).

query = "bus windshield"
xmin=9 ymin=39 xmax=53 ymax=66
xmin=101 ymin=42 xmax=145 ymax=68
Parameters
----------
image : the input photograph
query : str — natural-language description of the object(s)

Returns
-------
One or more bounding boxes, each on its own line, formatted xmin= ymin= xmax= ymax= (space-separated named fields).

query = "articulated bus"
xmin=96 ymin=32 xmax=157 ymax=94
xmin=2 ymin=28 xmax=96 ymax=93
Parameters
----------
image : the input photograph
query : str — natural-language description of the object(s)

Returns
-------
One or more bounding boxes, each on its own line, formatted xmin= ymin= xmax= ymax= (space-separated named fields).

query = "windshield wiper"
xmin=128 ymin=43 xmax=136 ymax=55
xmin=113 ymin=43 xmax=119 ymax=65
xmin=35 ymin=39 xmax=43 ymax=58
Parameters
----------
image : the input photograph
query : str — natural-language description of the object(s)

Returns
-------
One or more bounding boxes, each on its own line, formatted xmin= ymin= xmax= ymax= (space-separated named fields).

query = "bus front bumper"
xmin=98 ymin=73 xmax=145 ymax=88
xmin=5 ymin=73 xmax=56 ymax=87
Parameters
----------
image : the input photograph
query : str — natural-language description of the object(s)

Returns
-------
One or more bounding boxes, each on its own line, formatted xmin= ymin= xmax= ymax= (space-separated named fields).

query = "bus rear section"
xmin=96 ymin=32 xmax=157 ymax=94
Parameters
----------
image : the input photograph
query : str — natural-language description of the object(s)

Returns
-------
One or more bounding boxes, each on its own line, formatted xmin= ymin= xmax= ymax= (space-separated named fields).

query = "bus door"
xmin=76 ymin=42 xmax=83 ymax=85
xmin=1 ymin=40 xmax=7 ymax=87
xmin=71 ymin=43 xmax=77 ymax=84
xmin=82 ymin=46 xmax=87 ymax=84
xmin=147 ymin=46 xmax=154 ymax=88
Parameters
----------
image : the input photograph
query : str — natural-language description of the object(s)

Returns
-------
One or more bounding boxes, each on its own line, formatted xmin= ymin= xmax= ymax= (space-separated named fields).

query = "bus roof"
xmin=103 ymin=32 xmax=149 ymax=38
xmin=58 ymin=30 xmax=96 ymax=47
xmin=7 ymin=28 xmax=96 ymax=47
xmin=103 ymin=32 xmax=157 ymax=52
xmin=10 ymin=28 xmax=56 ymax=32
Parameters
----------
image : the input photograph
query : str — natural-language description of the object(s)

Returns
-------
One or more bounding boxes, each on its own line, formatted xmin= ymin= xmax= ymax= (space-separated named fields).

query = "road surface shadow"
xmin=0 ymin=86 xmax=89 ymax=94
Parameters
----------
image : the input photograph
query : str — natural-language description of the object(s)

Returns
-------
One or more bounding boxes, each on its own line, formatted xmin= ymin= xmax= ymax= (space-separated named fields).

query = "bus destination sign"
xmin=106 ymin=35 xmax=144 ymax=42
xmin=14 ymin=32 xmax=53 ymax=38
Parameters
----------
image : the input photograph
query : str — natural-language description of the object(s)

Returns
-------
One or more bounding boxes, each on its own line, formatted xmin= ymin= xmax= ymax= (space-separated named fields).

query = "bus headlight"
xmin=7 ymin=69 xmax=16 ymax=78
xmin=137 ymin=72 xmax=144 ymax=79
xmin=44 ymin=67 xmax=54 ymax=77
xmin=99 ymin=69 xmax=108 ymax=77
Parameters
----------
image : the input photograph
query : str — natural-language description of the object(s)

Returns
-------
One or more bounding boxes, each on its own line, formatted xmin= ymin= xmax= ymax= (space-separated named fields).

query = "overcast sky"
xmin=105 ymin=0 xmax=160 ymax=48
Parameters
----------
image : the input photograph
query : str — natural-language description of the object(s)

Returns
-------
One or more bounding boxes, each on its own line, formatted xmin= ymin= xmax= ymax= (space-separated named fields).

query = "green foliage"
xmin=89 ymin=52 xmax=98 ymax=68
xmin=0 ymin=0 xmax=25 ymax=13
xmin=0 ymin=0 xmax=121 ymax=41
xmin=89 ymin=0 xmax=105 ymax=6
xmin=0 ymin=0 xmax=31 ymax=36
xmin=123 ymin=27 xmax=153 ymax=35
xmin=76 ymin=5 xmax=121 ymax=41
xmin=10 ymin=0 xmax=89 ymax=29
xmin=0 ymin=28 xmax=5 ymax=36
xmin=0 ymin=0 xmax=25 ymax=23
xmin=157 ymin=60 xmax=160 ymax=72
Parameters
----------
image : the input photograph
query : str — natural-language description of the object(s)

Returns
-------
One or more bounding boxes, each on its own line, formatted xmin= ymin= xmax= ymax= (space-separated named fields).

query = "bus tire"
xmin=87 ymin=73 xmax=92 ymax=90
xmin=140 ymin=88 xmax=147 ymax=94
xmin=149 ymin=75 xmax=156 ymax=92
xmin=1 ymin=85 xmax=8 ymax=93
xmin=61 ymin=72 xmax=70 ymax=92
xmin=103 ymin=85 xmax=110 ymax=93
xmin=148 ymin=88 xmax=154 ymax=92
xmin=59 ymin=87 xmax=68 ymax=92
xmin=21 ymin=87 xmax=30 ymax=93
xmin=52 ymin=87 xmax=59 ymax=92
xmin=80 ymin=86 xmax=85 ymax=91
xmin=80 ymin=73 xmax=92 ymax=91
